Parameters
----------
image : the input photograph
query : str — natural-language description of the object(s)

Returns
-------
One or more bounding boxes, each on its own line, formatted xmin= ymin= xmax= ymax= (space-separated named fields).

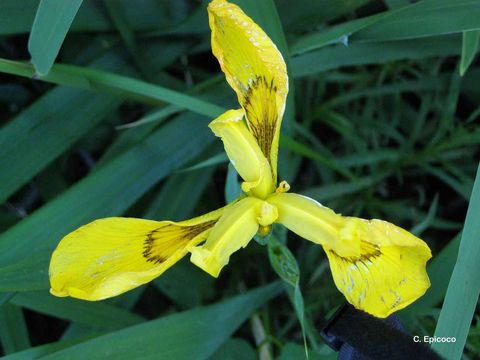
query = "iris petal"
xmin=208 ymin=0 xmax=288 ymax=183
xmin=49 ymin=208 xmax=225 ymax=301
xmin=325 ymin=218 xmax=432 ymax=318
xmin=268 ymin=192 xmax=431 ymax=317
xmin=190 ymin=197 xmax=276 ymax=277
xmin=209 ymin=109 xmax=273 ymax=198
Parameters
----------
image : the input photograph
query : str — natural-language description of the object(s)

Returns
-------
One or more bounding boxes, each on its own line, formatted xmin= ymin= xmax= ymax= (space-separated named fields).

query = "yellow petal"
xmin=325 ymin=218 xmax=432 ymax=318
xmin=208 ymin=0 xmax=288 ymax=183
xmin=49 ymin=208 xmax=224 ymax=301
xmin=268 ymin=192 xmax=431 ymax=317
xmin=267 ymin=193 xmax=357 ymax=256
xmin=190 ymin=196 xmax=277 ymax=277
xmin=209 ymin=109 xmax=274 ymax=198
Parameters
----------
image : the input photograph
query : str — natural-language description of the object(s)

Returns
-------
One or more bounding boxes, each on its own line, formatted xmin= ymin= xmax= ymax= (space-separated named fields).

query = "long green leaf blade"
xmin=41 ymin=283 xmax=280 ymax=360
xmin=0 ymin=87 xmax=120 ymax=204
xmin=460 ymin=30 xmax=480 ymax=76
xmin=433 ymin=164 xmax=480 ymax=358
xmin=28 ymin=0 xmax=83 ymax=75
xmin=0 ymin=58 xmax=225 ymax=118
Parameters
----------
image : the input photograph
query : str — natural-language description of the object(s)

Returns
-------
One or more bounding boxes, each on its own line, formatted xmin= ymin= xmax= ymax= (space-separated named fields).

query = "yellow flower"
xmin=49 ymin=0 xmax=432 ymax=318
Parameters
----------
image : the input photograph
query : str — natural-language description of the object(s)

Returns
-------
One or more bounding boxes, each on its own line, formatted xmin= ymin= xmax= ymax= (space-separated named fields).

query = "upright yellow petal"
xmin=208 ymin=0 xmax=288 ymax=183
xmin=268 ymin=192 xmax=432 ymax=317
xmin=49 ymin=208 xmax=225 ymax=301
xmin=190 ymin=196 xmax=277 ymax=277
xmin=325 ymin=218 xmax=432 ymax=318
xmin=209 ymin=109 xmax=273 ymax=198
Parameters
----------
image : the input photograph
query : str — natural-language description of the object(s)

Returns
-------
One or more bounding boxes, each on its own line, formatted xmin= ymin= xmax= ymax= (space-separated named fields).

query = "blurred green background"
xmin=0 ymin=0 xmax=479 ymax=359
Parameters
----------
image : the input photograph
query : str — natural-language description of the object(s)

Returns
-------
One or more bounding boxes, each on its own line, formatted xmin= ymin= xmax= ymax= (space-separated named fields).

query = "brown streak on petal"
xmin=143 ymin=220 xmax=217 ymax=264
xmin=240 ymin=75 xmax=279 ymax=163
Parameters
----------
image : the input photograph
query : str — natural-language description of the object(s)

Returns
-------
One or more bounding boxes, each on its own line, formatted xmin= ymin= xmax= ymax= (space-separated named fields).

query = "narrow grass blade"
xmin=292 ymin=36 xmax=460 ymax=77
xmin=291 ymin=11 xmax=390 ymax=55
xmin=0 ymin=58 xmax=225 ymax=118
xmin=0 ymin=0 xmax=176 ymax=36
xmin=292 ymin=0 xmax=480 ymax=54
xmin=354 ymin=0 xmax=480 ymax=42
xmin=460 ymin=30 xmax=480 ymax=76
xmin=0 ymin=303 xmax=31 ymax=354
xmin=277 ymin=0 xmax=370 ymax=32
xmin=433 ymin=164 xmax=480 ymax=358
xmin=209 ymin=338 xmax=256 ymax=360
xmin=28 ymin=0 xmax=83 ymax=75
xmin=40 ymin=283 xmax=281 ymax=360
xmin=2 ymin=337 xmax=94 ymax=360
xmin=281 ymin=135 xmax=355 ymax=180
xmin=268 ymin=237 xmax=308 ymax=357
xmin=0 ymin=87 xmax=120 ymax=204
xmin=10 ymin=291 xmax=144 ymax=330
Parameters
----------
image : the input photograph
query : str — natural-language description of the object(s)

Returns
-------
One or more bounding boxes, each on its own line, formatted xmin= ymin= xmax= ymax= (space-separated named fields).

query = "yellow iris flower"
xmin=49 ymin=0 xmax=432 ymax=318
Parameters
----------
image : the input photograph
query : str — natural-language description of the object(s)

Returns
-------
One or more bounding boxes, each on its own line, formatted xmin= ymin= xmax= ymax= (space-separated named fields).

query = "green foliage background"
xmin=0 ymin=0 xmax=479 ymax=359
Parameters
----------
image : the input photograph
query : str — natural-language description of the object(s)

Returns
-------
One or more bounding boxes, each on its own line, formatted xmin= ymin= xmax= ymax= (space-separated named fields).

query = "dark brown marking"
xmin=240 ymin=75 xmax=279 ymax=162
xmin=142 ymin=220 xmax=217 ymax=264
xmin=329 ymin=240 xmax=382 ymax=265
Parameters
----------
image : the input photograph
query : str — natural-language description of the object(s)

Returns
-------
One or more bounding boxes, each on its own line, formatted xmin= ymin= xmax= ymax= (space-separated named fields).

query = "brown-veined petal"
xmin=49 ymin=207 xmax=226 ymax=301
xmin=208 ymin=0 xmax=288 ymax=184
xmin=268 ymin=192 xmax=432 ymax=317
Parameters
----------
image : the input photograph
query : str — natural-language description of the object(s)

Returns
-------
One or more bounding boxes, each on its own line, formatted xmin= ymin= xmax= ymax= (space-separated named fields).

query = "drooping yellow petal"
xmin=268 ymin=192 xmax=431 ymax=317
xmin=324 ymin=218 xmax=432 ymax=318
xmin=208 ymin=0 xmax=288 ymax=183
xmin=209 ymin=109 xmax=273 ymax=198
xmin=190 ymin=197 xmax=277 ymax=277
xmin=49 ymin=208 xmax=225 ymax=301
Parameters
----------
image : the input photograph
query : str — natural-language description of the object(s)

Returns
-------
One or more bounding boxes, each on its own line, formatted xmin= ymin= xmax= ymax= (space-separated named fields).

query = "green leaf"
xmin=154 ymin=260 xmax=215 ymax=309
xmin=0 ymin=0 xmax=192 ymax=36
xmin=115 ymin=105 xmax=181 ymax=130
xmin=28 ymin=0 xmax=83 ymax=75
xmin=0 ymin=113 xmax=214 ymax=291
xmin=291 ymin=0 xmax=480 ymax=55
xmin=277 ymin=0 xmax=370 ymax=32
xmin=278 ymin=343 xmax=331 ymax=360
xmin=0 ymin=303 xmax=31 ymax=354
xmin=0 ymin=58 xmax=225 ymax=118
xmin=268 ymin=237 xmax=299 ymax=287
xmin=0 ymin=254 xmax=50 ymax=291
xmin=0 ymin=87 xmax=120 ymax=204
xmin=460 ymin=30 xmax=480 ymax=76
xmin=0 ymin=293 xmax=14 ymax=307
xmin=268 ymin=237 xmax=308 ymax=356
xmin=2 ymin=337 xmax=93 ymax=360
xmin=208 ymin=338 xmax=256 ymax=360
xmin=177 ymin=152 xmax=227 ymax=173
xmin=209 ymin=338 xmax=257 ymax=360
xmin=354 ymin=0 xmax=480 ymax=42
xmin=281 ymin=135 xmax=354 ymax=179
xmin=39 ymin=283 xmax=281 ymax=360
xmin=10 ymin=290 xmax=144 ymax=329
xmin=291 ymin=36 xmax=460 ymax=77
xmin=291 ymin=11 xmax=391 ymax=55
xmin=433 ymin=163 xmax=480 ymax=358
xmin=302 ymin=175 xmax=383 ymax=203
